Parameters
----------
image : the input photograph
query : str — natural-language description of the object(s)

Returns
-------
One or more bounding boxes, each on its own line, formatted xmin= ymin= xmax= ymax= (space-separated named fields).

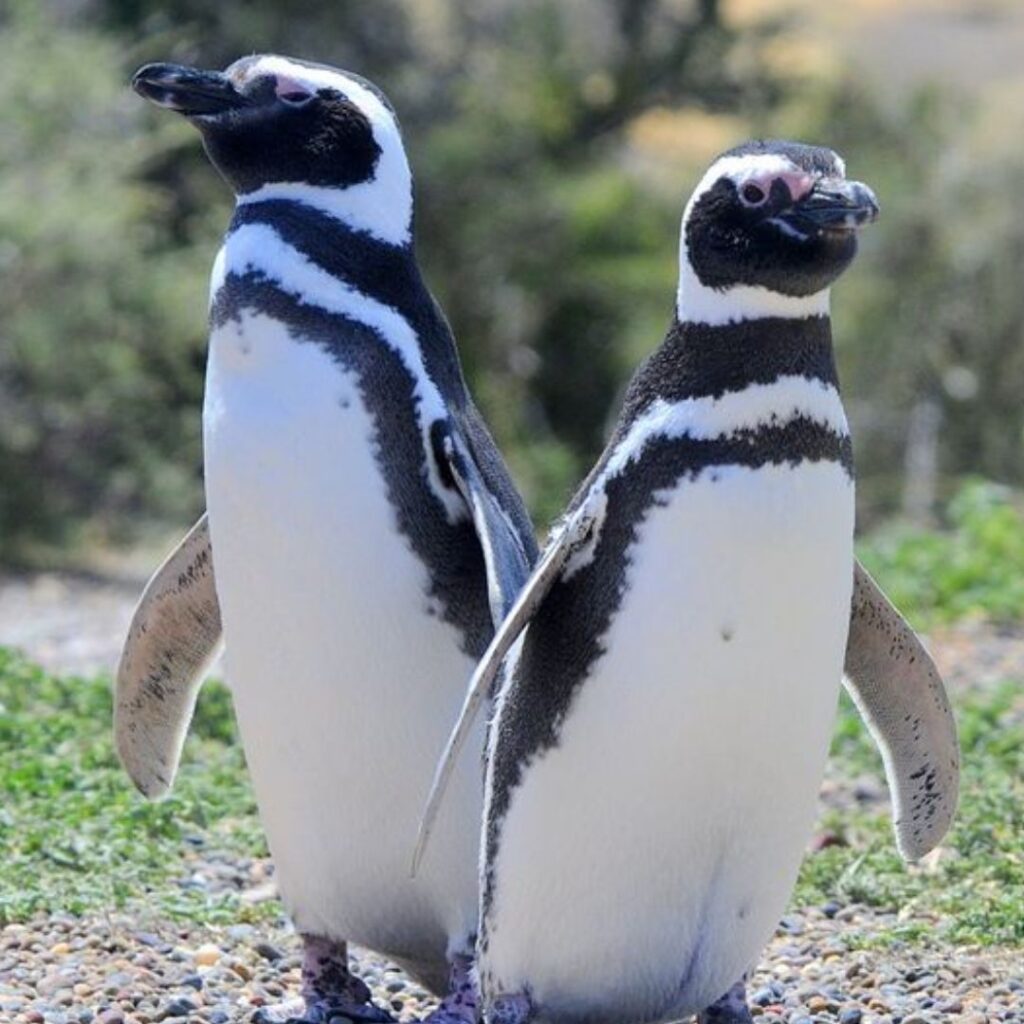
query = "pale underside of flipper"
xmin=843 ymin=562 xmax=960 ymax=861
xmin=115 ymin=513 xmax=223 ymax=799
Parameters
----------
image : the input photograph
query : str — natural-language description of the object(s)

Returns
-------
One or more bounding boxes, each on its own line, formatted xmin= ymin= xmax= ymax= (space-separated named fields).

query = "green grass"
xmin=3 ymin=479 xmax=1024 ymax=945
xmin=0 ymin=646 xmax=1020 ymax=945
xmin=794 ymin=681 xmax=1024 ymax=947
xmin=858 ymin=481 xmax=1024 ymax=629
xmin=0 ymin=648 xmax=273 ymax=926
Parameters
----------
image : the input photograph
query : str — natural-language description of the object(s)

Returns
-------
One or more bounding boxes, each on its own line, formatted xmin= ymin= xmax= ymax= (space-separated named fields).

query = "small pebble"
xmin=227 ymin=958 xmax=252 ymax=981
xmin=157 ymin=995 xmax=197 ymax=1020
xmin=194 ymin=943 xmax=222 ymax=967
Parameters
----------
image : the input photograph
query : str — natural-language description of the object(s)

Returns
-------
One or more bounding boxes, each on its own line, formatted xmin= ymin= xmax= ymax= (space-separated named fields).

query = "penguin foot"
xmin=420 ymin=952 xmax=480 ymax=1023
xmin=696 ymin=979 xmax=754 ymax=1024
xmin=485 ymin=993 xmax=533 ymax=1024
xmin=421 ymin=1006 xmax=478 ymax=1024
xmin=252 ymin=935 xmax=396 ymax=1024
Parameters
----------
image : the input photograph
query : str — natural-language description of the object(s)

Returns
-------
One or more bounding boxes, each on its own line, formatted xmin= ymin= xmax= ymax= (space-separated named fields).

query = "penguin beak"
xmin=787 ymin=179 xmax=880 ymax=232
xmin=132 ymin=63 xmax=251 ymax=117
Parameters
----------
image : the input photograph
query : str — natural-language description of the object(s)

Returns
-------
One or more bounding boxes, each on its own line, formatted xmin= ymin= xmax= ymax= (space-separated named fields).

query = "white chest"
xmin=484 ymin=460 xmax=854 ymax=1022
xmin=203 ymin=310 xmax=482 ymax=968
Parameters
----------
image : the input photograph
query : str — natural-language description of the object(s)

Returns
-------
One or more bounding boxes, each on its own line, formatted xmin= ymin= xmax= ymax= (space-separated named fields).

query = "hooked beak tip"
xmin=131 ymin=62 xmax=246 ymax=117
xmin=793 ymin=179 xmax=880 ymax=233
xmin=131 ymin=62 xmax=178 ymax=96
xmin=852 ymin=183 xmax=881 ymax=226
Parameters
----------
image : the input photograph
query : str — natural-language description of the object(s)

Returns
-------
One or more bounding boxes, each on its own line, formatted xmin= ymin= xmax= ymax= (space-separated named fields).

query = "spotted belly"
xmin=204 ymin=310 xmax=483 ymax=976
xmin=481 ymin=460 xmax=854 ymax=1023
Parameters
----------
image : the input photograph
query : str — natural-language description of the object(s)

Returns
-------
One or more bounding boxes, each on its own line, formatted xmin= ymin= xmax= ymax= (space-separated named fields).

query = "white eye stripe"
xmin=252 ymin=57 xmax=404 ymax=152
xmin=683 ymin=154 xmax=797 ymax=223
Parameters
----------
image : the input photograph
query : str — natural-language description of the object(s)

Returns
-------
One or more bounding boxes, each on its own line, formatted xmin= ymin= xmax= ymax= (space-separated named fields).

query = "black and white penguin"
xmin=123 ymin=55 xmax=537 ymax=1024
xmin=415 ymin=141 xmax=960 ymax=1024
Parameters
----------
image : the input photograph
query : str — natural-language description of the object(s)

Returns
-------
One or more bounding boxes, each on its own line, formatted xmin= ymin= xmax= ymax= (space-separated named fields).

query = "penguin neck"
xmin=612 ymin=312 xmax=841 ymax=442
xmin=660 ymin=251 xmax=841 ymax=409
xmin=218 ymin=197 xmax=472 ymax=406
xmin=227 ymin=196 xmax=425 ymax=305
xmin=662 ymin=313 xmax=839 ymax=399
xmin=234 ymin=161 xmax=413 ymax=248
xmin=676 ymin=244 xmax=831 ymax=326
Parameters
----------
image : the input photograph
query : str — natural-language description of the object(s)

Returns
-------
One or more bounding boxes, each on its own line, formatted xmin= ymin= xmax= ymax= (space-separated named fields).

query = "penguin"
xmin=414 ymin=141 xmax=960 ymax=1024
xmin=115 ymin=114 xmax=958 ymax=1020
xmin=124 ymin=55 xmax=538 ymax=1024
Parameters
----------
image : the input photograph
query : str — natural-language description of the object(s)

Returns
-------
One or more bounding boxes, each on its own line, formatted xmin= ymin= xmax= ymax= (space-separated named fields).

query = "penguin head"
xmin=132 ymin=55 xmax=411 ymax=242
xmin=678 ymin=140 xmax=878 ymax=323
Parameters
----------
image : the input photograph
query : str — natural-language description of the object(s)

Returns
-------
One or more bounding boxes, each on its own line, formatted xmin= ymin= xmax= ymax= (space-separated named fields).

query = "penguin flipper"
xmin=842 ymin=560 xmax=960 ymax=861
xmin=443 ymin=427 xmax=533 ymax=625
xmin=115 ymin=513 xmax=223 ymax=799
xmin=412 ymin=522 xmax=581 ymax=875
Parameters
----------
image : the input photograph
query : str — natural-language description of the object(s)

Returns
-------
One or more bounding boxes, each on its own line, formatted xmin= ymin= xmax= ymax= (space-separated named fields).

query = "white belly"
xmin=484 ymin=461 xmax=854 ymax=1023
xmin=204 ymin=311 xmax=482 ymax=971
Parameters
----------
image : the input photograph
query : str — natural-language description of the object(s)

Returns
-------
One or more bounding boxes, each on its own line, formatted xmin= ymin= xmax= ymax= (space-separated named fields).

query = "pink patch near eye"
xmin=776 ymin=170 xmax=814 ymax=203
xmin=274 ymin=74 xmax=312 ymax=101
xmin=742 ymin=170 xmax=815 ymax=204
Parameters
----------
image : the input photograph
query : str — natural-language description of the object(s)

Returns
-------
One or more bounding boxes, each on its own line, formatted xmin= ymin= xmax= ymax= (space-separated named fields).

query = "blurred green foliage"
xmin=1 ymin=0 xmax=1023 ymax=557
xmin=0 ymin=4 xmax=219 ymax=555
xmin=859 ymin=481 xmax=1024 ymax=629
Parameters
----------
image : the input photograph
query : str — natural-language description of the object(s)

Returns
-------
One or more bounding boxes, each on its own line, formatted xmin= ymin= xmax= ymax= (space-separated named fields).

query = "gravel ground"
xmin=1 ymin=907 xmax=1021 ymax=1024
xmin=1 ymin=571 xmax=1022 ymax=1024
xmin=0 ymin=571 xmax=143 ymax=680
xmin=0 ymin=569 xmax=224 ymax=680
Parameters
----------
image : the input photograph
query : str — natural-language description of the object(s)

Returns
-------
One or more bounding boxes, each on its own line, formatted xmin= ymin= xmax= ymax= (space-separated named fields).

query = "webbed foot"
xmin=484 ymin=992 xmax=533 ymax=1024
xmin=697 ymin=979 xmax=754 ymax=1024
xmin=420 ymin=952 xmax=480 ymax=1023
xmin=252 ymin=934 xmax=396 ymax=1024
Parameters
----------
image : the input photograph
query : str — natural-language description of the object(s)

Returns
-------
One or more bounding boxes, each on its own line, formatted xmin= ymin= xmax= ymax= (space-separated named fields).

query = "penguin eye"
xmin=279 ymin=90 xmax=314 ymax=107
xmin=740 ymin=182 xmax=768 ymax=207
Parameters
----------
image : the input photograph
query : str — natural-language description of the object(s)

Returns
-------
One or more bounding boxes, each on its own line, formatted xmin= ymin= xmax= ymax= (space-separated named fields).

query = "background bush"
xmin=2 ymin=0 xmax=1023 ymax=558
